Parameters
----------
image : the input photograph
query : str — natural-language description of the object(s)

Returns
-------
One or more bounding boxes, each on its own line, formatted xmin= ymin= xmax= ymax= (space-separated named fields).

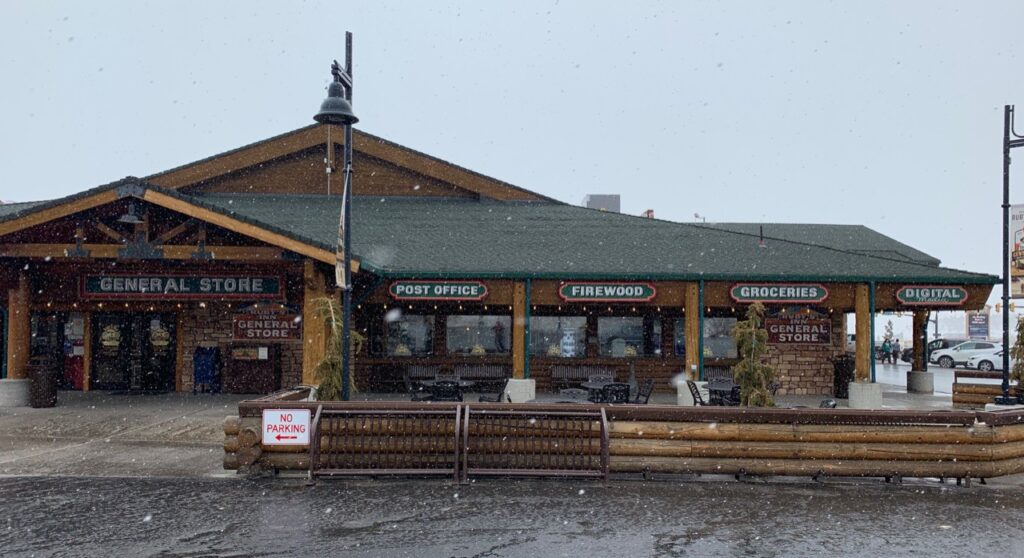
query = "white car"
xmin=965 ymin=350 xmax=1014 ymax=372
xmin=929 ymin=340 xmax=1001 ymax=368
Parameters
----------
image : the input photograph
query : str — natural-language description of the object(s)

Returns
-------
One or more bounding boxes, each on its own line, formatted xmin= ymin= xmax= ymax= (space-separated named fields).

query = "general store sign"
xmin=389 ymin=280 xmax=488 ymax=301
xmin=896 ymin=286 xmax=969 ymax=306
xmin=82 ymin=274 xmax=282 ymax=299
xmin=766 ymin=314 xmax=832 ymax=344
xmin=558 ymin=282 xmax=656 ymax=302
xmin=233 ymin=314 xmax=301 ymax=341
xmin=262 ymin=409 xmax=310 ymax=446
xmin=730 ymin=283 xmax=829 ymax=304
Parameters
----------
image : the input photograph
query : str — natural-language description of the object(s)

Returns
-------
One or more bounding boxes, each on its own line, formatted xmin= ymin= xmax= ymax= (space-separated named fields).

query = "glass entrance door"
xmin=91 ymin=313 xmax=176 ymax=391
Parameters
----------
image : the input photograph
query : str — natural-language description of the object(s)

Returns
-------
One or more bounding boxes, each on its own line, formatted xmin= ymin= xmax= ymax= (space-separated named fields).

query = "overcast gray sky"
xmin=2 ymin=0 xmax=1023 ymax=326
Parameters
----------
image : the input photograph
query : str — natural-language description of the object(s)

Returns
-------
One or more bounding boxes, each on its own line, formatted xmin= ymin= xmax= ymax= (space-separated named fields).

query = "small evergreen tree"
xmin=731 ymin=302 xmax=776 ymax=407
xmin=884 ymin=319 xmax=894 ymax=341
xmin=1010 ymin=315 xmax=1024 ymax=391
xmin=312 ymin=296 xmax=360 ymax=401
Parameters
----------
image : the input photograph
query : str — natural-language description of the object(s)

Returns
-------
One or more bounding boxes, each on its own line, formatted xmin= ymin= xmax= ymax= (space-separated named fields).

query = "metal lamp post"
xmin=314 ymin=32 xmax=359 ymax=401
xmin=997 ymin=105 xmax=1024 ymax=405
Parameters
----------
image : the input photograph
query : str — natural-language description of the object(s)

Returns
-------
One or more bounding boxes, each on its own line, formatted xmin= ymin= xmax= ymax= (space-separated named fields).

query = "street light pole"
xmin=314 ymin=32 xmax=359 ymax=401
xmin=998 ymin=105 xmax=1024 ymax=405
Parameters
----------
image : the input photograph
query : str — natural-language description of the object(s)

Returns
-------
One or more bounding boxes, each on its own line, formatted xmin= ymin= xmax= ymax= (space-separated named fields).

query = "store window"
xmin=385 ymin=314 xmax=434 ymax=356
xmin=674 ymin=317 xmax=739 ymax=359
xmin=529 ymin=316 xmax=586 ymax=357
xmin=703 ymin=317 xmax=738 ymax=358
xmin=446 ymin=315 xmax=511 ymax=355
xmin=598 ymin=316 xmax=660 ymax=357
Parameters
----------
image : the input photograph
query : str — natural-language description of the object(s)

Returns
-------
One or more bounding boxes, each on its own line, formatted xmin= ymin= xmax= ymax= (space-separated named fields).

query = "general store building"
xmin=0 ymin=123 xmax=998 ymax=404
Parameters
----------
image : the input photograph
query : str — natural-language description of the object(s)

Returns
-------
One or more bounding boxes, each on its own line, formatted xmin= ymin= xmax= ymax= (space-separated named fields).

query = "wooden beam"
xmin=0 ymin=244 xmax=286 ymax=261
xmin=0 ymin=189 xmax=120 ymax=238
xmin=512 ymin=281 xmax=527 ymax=379
xmin=6 ymin=272 xmax=30 ymax=380
xmin=92 ymin=222 xmax=127 ymax=242
xmin=855 ymin=284 xmax=871 ymax=382
xmin=142 ymin=189 xmax=349 ymax=267
xmin=154 ymin=219 xmax=197 ymax=244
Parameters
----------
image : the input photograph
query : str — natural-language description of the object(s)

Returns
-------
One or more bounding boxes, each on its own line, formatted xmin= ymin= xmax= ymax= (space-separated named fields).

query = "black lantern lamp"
xmin=117 ymin=201 xmax=144 ymax=225
xmin=314 ymin=78 xmax=358 ymax=125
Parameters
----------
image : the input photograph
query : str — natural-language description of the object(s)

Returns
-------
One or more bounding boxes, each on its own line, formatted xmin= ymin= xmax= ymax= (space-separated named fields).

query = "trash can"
xmin=28 ymin=359 xmax=58 ymax=408
xmin=831 ymin=354 xmax=856 ymax=399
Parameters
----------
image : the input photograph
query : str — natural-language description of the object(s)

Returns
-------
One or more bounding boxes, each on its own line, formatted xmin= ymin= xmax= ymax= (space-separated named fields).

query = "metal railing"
xmin=305 ymin=403 xmax=609 ymax=482
xmin=309 ymin=405 xmax=463 ymax=481
xmin=460 ymin=406 xmax=609 ymax=482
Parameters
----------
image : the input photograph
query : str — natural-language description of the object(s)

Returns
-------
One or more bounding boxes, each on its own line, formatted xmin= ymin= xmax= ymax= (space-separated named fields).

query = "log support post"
xmin=512 ymin=281 xmax=527 ymax=379
xmin=684 ymin=283 xmax=701 ymax=381
xmin=1 ymin=272 xmax=31 ymax=407
xmin=912 ymin=310 xmax=929 ymax=371
xmin=854 ymin=283 xmax=872 ymax=382
xmin=302 ymin=260 xmax=329 ymax=386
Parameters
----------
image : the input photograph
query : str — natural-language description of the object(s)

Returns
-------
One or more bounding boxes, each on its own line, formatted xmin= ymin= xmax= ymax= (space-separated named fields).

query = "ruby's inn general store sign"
xmin=765 ymin=310 xmax=832 ymax=344
xmin=82 ymin=274 xmax=283 ymax=300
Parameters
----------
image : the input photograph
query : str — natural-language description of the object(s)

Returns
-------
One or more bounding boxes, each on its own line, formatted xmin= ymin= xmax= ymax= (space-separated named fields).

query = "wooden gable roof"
xmin=145 ymin=124 xmax=556 ymax=202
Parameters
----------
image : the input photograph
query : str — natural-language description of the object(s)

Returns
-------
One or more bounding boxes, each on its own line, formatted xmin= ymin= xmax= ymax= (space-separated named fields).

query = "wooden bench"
xmin=703 ymin=365 xmax=734 ymax=382
xmin=453 ymin=364 xmax=511 ymax=389
xmin=550 ymin=365 xmax=615 ymax=389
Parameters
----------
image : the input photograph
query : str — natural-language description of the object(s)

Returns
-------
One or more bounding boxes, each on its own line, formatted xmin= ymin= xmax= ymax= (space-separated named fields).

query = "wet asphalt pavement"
xmin=2 ymin=475 xmax=1022 ymax=558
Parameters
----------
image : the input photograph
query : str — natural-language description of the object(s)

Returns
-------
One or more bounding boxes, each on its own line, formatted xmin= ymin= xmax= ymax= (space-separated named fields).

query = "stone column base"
xmin=906 ymin=371 xmax=934 ymax=394
xmin=848 ymin=381 xmax=883 ymax=409
xmin=0 ymin=378 xmax=31 ymax=407
xmin=506 ymin=379 xmax=536 ymax=403
xmin=984 ymin=403 xmax=1024 ymax=411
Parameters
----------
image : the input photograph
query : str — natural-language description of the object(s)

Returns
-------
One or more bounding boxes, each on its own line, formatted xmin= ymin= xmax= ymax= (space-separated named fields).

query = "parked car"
xmin=965 ymin=349 xmax=1014 ymax=372
xmin=930 ymin=340 xmax=1001 ymax=368
xmin=899 ymin=338 xmax=970 ymax=364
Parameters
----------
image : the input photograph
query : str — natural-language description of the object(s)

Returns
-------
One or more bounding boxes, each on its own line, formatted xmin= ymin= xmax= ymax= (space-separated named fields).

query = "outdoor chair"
xmin=686 ymin=380 xmax=708 ymax=406
xmin=599 ymin=383 xmax=631 ymax=404
xmin=819 ymin=398 xmax=837 ymax=408
xmin=478 ymin=378 xmax=510 ymax=403
xmin=768 ymin=381 xmax=781 ymax=396
xmin=428 ymin=380 xmax=463 ymax=402
xmin=721 ymin=386 xmax=742 ymax=406
xmin=632 ymin=378 xmax=655 ymax=404
xmin=403 ymin=371 xmax=433 ymax=402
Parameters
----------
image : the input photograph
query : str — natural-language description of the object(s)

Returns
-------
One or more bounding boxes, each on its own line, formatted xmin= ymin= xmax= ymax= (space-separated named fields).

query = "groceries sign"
xmin=896 ymin=286 xmax=969 ymax=306
xmin=82 ymin=274 xmax=282 ymax=299
xmin=558 ymin=282 xmax=656 ymax=302
xmin=730 ymin=283 xmax=829 ymax=304
xmin=389 ymin=280 xmax=488 ymax=301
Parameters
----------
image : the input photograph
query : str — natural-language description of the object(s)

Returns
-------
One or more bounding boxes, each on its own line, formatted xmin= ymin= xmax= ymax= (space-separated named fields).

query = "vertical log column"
xmin=854 ymin=284 xmax=871 ymax=381
xmin=5 ymin=272 xmax=29 ymax=381
xmin=684 ymin=283 xmax=701 ymax=380
xmin=912 ymin=310 xmax=928 ymax=371
xmin=82 ymin=312 xmax=92 ymax=392
xmin=512 ymin=281 xmax=527 ymax=379
xmin=301 ymin=260 xmax=328 ymax=385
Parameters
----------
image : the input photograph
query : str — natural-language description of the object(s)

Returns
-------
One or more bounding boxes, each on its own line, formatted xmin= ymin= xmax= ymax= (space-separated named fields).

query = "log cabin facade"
xmin=0 ymin=124 xmax=999 ymax=401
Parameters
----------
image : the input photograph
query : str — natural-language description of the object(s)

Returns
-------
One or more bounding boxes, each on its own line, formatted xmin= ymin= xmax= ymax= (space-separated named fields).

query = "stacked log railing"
xmin=227 ymin=398 xmax=1024 ymax=482
xmin=952 ymin=369 xmax=1020 ymax=408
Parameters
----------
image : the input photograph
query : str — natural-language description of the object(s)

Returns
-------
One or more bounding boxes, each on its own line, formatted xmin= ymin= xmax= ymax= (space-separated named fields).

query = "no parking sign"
xmin=262 ymin=409 xmax=311 ymax=446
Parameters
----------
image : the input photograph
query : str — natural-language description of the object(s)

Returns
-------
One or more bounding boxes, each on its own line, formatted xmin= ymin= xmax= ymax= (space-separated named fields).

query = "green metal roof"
xmin=704 ymin=223 xmax=941 ymax=266
xmin=194 ymin=193 xmax=997 ymax=284
xmin=0 ymin=200 xmax=47 ymax=219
